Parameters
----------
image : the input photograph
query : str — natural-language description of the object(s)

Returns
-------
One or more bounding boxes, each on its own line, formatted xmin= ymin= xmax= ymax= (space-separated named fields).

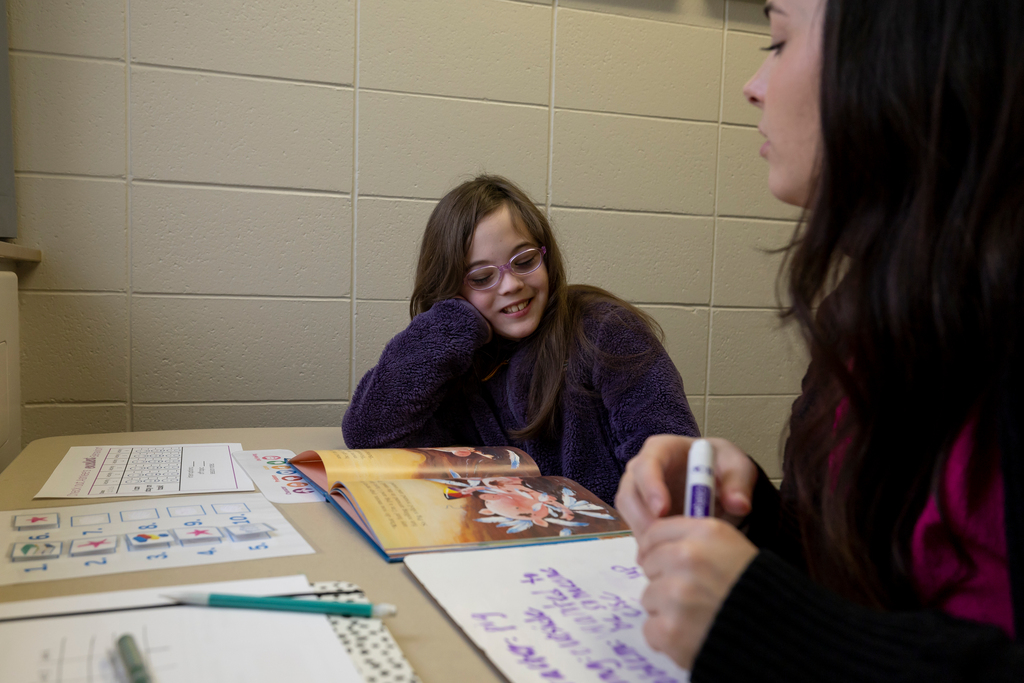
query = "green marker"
xmin=163 ymin=591 xmax=397 ymax=617
xmin=116 ymin=634 xmax=152 ymax=683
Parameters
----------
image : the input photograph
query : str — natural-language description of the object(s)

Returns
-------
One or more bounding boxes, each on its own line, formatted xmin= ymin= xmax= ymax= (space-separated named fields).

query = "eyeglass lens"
xmin=465 ymin=248 xmax=544 ymax=290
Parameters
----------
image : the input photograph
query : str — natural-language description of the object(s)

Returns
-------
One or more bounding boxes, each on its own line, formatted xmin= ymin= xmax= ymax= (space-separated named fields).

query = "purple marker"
xmin=683 ymin=439 xmax=715 ymax=518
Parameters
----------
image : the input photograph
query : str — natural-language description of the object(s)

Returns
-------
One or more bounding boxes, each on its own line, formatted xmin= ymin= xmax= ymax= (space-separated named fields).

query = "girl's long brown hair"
xmin=783 ymin=0 xmax=1024 ymax=611
xmin=411 ymin=175 xmax=664 ymax=441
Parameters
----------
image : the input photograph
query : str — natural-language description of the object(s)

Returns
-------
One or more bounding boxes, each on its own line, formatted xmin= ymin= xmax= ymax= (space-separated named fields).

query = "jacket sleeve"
xmin=588 ymin=306 xmax=701 ymax=467
xmin=342 ymin=299 xmax=491 ymax=448
xmin=692 ymin=550 xmax=1024 ymax=683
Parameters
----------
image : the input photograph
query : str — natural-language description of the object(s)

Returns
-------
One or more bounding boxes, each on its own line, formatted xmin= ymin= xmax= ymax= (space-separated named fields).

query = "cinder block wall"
xmin=7 ymin=0 xmax=805 ymax=477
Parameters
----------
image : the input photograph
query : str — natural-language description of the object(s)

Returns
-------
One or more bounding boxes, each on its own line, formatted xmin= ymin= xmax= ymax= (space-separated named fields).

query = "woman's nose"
xmin=743 ymin=58 xmax=768 ymax=109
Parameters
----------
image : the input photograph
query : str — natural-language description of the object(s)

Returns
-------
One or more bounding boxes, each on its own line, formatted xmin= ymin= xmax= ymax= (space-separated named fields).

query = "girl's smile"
xmin=459 ymin=204 xmax=549 ymax=341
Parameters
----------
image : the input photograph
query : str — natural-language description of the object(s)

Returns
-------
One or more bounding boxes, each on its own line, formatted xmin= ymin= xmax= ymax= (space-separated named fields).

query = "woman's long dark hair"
xmin=411 ymin=175 xmax=663 ymax=441
xmin=784 ymin=0 xmax=1024 ymax=609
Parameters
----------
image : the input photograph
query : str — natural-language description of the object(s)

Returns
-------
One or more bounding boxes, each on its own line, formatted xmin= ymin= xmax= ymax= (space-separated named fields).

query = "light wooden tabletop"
xmin=0 ymin=427 xmax=504 ymax=683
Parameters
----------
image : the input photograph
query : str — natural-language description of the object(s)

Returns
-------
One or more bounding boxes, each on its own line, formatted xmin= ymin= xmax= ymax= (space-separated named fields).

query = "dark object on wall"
xmin=0 ymin=7 xmax=16 ymax=240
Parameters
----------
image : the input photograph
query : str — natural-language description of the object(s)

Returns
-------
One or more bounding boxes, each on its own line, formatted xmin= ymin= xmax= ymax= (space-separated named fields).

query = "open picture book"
xmin=289 ymin=446 xmax=630 ymax=561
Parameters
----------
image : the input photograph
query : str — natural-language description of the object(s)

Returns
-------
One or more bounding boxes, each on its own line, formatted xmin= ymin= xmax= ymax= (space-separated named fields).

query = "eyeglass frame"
xmin=463 ymin=246 xmax=547 ymax=291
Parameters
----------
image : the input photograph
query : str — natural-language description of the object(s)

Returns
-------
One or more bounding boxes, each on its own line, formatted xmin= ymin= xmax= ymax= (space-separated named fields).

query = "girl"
xmin=616 ymin=0 xmax=1024 ymax=680
xmin=343 ymin=175 xmax=699 ymax=504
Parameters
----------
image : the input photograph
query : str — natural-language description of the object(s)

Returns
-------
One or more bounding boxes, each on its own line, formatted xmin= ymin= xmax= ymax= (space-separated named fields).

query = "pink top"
xmin=909 ymin=419 xmax=1015 ymax=638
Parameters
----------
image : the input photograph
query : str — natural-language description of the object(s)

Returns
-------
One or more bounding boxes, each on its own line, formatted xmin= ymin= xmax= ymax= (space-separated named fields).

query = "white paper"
xmin=1 ymin=493 xmax=314 ymax=585
xmin=406 ymin=536 xmax=690 ymax=683
xmin=232 ymin=450 xmax=325 ymax=504
xmin=0 ymin=575 xmax=365 ymax=683
xmin=36 ymin=443 xmax=254 ymax=498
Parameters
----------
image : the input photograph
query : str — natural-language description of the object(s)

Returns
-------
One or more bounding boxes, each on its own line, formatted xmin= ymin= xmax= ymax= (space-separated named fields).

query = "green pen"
xmin=162 ymin=591 xmax=398 ymax=618
xmin=116 ymin=634 xmax=152 ymax=683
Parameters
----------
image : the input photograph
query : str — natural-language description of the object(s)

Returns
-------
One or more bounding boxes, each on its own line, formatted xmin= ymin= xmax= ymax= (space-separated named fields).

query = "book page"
xmin=336 ymin=476 xmax=627 ymax=556
xmin=294 ymin=446 xmax=541 ymax=487
xmin=407 ymin=537 xmax=689 ymax=683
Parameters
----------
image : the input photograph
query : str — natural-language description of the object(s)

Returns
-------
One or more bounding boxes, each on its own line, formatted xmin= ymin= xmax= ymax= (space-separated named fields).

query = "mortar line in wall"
xmin=130 ymin=62 xmax=354 ymax=91
xmin=129 ymin=293 xmax=353 ymax=303
xmin=703 ymin=15 xmax=731 ymax=433
xmin=359 ymin=86 xmax=548 ymax=111
xmin=552 ymin=105 xmax=722 ymax=127
xmin=131 ymin=178 xmax=352 ymax=197
xmin=546 ymin=204 xmax=715 ymax=219
xmin=545 ymin=1 xmax=558 ymax=214
xmin=349 ymin=0 xmax=361 ymax=401
xmin=350 ymin=196 xmax=789 ymax=224
xmin=15 ymin=172 xmax=125 ymax=183
xmin=8 ymin=49 xmax=122 ymax=65
xmin=352 ymin=195 xmax=723 ymax=219
xmin=551 ymin=4 xmax=722 ymax=31
xmin=23 ymin=401 xmax=128 ymax=408
xmin=129 ymin=400 xmax=350 ymax=408
xmin=125 ymin=0 xmax=134 ymax=433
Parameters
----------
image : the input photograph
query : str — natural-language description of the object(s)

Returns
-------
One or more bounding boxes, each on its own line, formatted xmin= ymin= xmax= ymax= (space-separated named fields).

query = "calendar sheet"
xmin=35 ymin=443 xmax=253 ymax=499
xmin=1 ymin=493 xmax=314 ymax=585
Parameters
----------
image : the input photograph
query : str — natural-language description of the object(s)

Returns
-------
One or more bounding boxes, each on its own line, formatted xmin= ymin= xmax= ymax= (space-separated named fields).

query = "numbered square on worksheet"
xmin=120 ymin=508 xmax=159 ymax=522
xmin=69 ymin=536 xmax=119 ymax=556
xmin=13 ymin=513 xmax=60 ymax=530
xmin=167 ymin=505 xmax=206 ymax=518
xmin=172 ymin=527 xmax=224 ymax=545
xmin=10 ymin=541 xmax=62 ymax=562
xmin=125 ymin=531 xmax=174 ymax=550
xmin=225 ymin=523 xmax=274 ymax=541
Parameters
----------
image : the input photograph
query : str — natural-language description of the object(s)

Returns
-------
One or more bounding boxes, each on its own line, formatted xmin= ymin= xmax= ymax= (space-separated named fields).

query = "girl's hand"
xmin=453 ymin=295 xmax=492 ymax=344
xmin=615 ymin=435 xmax=758 ymax=537
xmin=636 ymin=516 xmax=758 ymax=670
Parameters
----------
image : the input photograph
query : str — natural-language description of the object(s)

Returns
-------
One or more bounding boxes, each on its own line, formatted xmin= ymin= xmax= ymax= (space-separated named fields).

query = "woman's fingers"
xmin=635 ymin=517 xmax=759 ymax=669
xmin=707 ymin=438 xmax=758 ymax=524
xmin=617 ymin=435 xmax=760 ymax=533
xmin=616 ymin=435 xmax=696 ymax=535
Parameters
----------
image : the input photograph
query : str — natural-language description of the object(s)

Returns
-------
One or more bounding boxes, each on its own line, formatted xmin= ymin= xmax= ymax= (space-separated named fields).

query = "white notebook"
xmin=406 ymin=536 xmax=689 ymax=683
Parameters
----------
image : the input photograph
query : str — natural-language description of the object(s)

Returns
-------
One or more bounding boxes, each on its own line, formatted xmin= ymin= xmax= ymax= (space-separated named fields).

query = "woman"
xmin=615 ymin=0 xmax=1024 ymax=679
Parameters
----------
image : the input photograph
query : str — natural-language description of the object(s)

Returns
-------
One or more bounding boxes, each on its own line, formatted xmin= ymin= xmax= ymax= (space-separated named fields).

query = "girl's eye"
xmin=470 ymin=274 xmax=493 ymax=286
xmin=762 ymin=40 xmax=785 ymax=54
xmin=514 ymin=255 xmax=536 ymax=268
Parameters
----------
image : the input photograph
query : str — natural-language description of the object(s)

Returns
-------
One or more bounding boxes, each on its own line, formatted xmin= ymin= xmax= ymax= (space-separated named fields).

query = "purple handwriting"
xmin=611 ymin=565 xmax=644 ymax=580
xmin=505 ymin=638 xmax=573 ymax=681
xmin=609 ymin=641 xmax=682 ymax=683
xmin=472 ymin=612 xmax=516 ymax=633
xmin=524 ymin=607 xmax=583 ymax=649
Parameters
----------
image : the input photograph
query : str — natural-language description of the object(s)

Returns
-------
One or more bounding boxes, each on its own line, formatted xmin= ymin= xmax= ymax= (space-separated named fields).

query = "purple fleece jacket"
xmin=342 ymin=298 xmax=699 ymax=503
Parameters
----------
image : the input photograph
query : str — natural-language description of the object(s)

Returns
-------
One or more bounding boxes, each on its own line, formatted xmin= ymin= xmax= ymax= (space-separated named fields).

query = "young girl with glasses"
xmin=343 ymin=174 xmax=699 ymax=504
xmin=616 ymin=0 xmax=1024 ymax=678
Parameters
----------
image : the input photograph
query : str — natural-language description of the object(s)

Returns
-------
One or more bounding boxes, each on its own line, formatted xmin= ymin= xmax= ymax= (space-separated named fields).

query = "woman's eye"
xmin=762 ymin=40 xmax=785 ymax=53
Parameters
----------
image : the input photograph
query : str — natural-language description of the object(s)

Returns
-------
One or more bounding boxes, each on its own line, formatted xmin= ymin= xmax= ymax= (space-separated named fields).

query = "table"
xmin=0 ymin=427 xmax=505 ymax=683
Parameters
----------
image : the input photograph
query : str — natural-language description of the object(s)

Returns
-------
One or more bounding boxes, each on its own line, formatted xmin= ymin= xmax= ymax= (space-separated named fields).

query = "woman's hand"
xmin=615 ymin=435 xmax=758 ymax=537
xmin=637 ymin=516 xmax=758 ymax=670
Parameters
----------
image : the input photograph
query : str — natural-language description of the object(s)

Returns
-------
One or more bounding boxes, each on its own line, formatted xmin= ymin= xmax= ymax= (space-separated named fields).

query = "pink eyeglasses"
xmin=464 ymin=247 xmax=547 ymax=291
